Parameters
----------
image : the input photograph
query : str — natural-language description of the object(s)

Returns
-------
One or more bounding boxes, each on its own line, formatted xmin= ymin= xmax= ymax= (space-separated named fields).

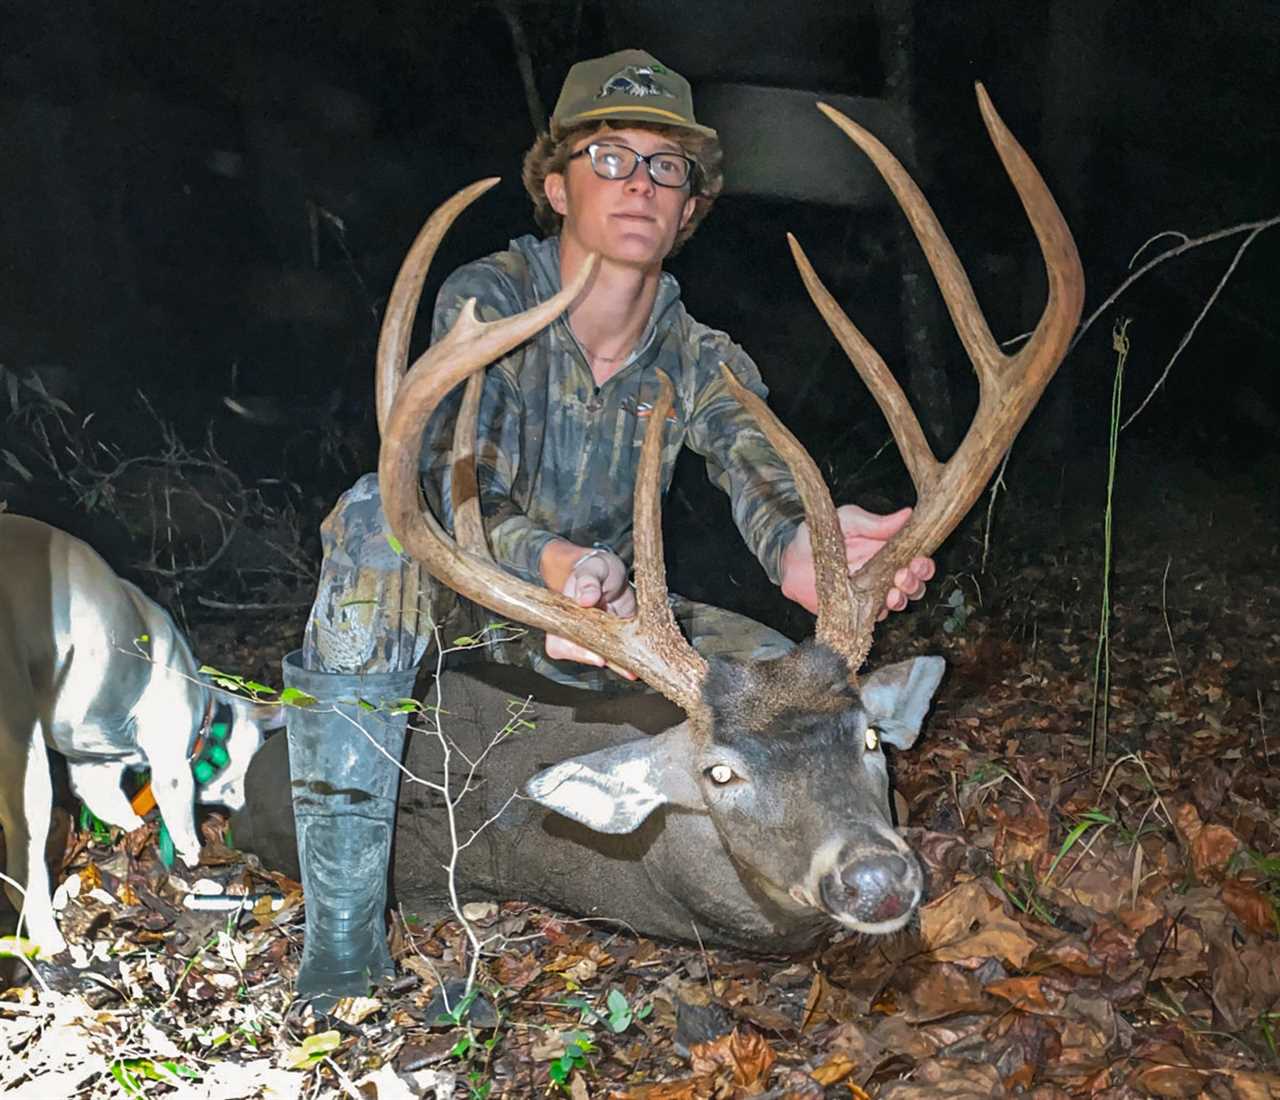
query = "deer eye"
xmin=864 ymin=725 xmax=881 ymax=752
xmin=706 ymin=764 xmax=736 ymax=786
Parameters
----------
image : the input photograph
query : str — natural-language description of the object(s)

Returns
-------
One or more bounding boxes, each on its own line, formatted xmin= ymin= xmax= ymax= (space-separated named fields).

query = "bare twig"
xmin=1069 ymin=215 xmax=1280 ymax=357
xmin=1259 ymin=690 xmax=1272 ymax=770
xmin=1119 ymin=219 xmax=1277 ymax=429
xmin=982 ymin=215 xmax=1278 ymax=554
xmin=196 ymin=595 xmax=315 ymax=612
xmin=1159 ymin=556 xmax=1186 ymax=694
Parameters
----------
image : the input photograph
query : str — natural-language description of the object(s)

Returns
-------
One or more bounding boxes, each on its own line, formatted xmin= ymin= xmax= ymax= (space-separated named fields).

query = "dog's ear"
xmin=241 ymin=700 xmax=286 ymax=730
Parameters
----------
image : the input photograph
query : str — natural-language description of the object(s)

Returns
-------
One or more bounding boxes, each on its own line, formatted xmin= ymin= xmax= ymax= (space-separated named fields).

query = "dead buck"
xmin=239 ymin=85 xmax=1083 ymax=950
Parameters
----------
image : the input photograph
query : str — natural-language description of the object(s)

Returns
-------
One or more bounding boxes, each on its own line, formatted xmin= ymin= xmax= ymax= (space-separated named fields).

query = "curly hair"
xmin=521 ymin=121 xmax=724 ymax=256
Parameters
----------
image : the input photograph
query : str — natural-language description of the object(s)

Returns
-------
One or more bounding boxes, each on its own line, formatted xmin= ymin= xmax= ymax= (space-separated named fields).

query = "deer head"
xmin=375 ymin=85 xmax=1084 ymax=934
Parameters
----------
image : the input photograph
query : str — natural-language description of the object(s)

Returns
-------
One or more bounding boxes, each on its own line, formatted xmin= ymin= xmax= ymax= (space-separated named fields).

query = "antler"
xmin=724 ymin=83 xmax=1085 ymax=676
xmin=376 ymin=181 xmax=710 ymax=722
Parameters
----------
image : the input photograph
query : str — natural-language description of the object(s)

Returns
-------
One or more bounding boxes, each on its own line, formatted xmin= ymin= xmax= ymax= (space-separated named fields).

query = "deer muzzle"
xmin=815 ymin=833 xmax=924 ymax=933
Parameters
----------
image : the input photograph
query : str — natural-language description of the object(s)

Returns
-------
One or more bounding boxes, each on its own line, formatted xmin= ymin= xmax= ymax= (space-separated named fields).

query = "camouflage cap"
xmin=550 ymin=48 xmax=718 ymax=140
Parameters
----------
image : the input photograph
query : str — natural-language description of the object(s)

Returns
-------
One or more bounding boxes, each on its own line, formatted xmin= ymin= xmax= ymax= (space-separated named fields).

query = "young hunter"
xmin=303 ymin=48 xmax=933 ymax=686
xmin=287 ymin=48 xmax=933 ymax=1008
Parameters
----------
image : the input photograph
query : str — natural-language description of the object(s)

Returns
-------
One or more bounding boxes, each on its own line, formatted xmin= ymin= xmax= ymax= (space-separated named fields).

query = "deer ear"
xmin=859 ymin=656 xmax=946 ymax=750
xmin=523 ymin=728 xmax=703 ymax=834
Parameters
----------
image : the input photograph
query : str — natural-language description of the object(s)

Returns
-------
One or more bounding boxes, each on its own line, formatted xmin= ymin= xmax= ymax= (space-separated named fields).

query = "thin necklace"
xmin=574 ymin=332 xmax=630 ymax=363
xmin=569 ymin=318 xmax=633 ymax=363
xmin=581 ymin=344 xmax=628 ymax=362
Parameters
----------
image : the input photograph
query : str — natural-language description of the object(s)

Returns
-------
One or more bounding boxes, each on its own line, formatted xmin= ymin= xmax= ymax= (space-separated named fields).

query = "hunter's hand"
xmin=539 ymin=541 xmax=638 ymax=678
xmin=780 ymin=505 xmax=935 ymax=619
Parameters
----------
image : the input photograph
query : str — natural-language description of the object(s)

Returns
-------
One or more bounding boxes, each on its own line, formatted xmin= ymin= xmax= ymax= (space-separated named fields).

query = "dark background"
xmin=2 ymin=0 xmax=1277 ymax=636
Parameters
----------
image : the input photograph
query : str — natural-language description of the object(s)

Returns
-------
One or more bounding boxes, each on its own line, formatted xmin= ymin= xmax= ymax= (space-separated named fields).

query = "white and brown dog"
xmin=0 ymin=514 xmax=283 ymax=956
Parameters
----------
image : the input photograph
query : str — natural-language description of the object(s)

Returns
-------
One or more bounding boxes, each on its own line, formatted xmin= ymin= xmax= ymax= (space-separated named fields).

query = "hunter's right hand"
xmin=539 ymin=541 xmax=638 ymax=678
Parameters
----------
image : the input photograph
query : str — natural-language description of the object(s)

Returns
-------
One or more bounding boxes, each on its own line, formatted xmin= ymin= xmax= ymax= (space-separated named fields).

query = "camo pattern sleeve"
xmin=421 ymin=258 xmax=564 ymax=585
xmin=681 ymin=331 xmax=807 ymax=586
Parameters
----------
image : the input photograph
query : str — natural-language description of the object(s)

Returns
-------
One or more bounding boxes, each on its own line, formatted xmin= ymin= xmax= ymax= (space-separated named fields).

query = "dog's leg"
xmin=136 ymin=721 xmax=202 ymax=868
xmin=0 ymin=735 xmax=67 ymax=957
xmin=66 ymin=760 xmax=146 ymax=832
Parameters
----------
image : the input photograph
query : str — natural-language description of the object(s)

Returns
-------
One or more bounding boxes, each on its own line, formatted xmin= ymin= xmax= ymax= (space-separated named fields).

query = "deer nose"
xmin=843 ymin=852 xmax=910 ymax=898
xmin=820 ymin=852 xmax=916 ymax=923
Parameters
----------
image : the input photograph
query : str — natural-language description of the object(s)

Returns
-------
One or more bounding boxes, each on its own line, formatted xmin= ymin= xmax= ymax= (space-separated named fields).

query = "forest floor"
xmin=2 ymin=442 xmax=1278 ymax=1099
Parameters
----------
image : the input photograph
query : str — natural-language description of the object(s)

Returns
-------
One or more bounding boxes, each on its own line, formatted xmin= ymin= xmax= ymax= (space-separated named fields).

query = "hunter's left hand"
xmin=780 ymin=504 xmax=935 ymax=619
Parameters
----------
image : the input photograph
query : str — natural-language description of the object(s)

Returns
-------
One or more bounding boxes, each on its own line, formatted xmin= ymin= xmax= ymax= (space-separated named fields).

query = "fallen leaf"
xmin=280 ymin=1030 xmax=342 ymax=1071
xmin=1172 ymin=801 xmax=1204 ymax=849
xmin=984 ymin=975 xmax=1064 ymax=1015
xmin=802 ymin=970 xmax=841 ymax=1031
xmin=919 ymin=881 xmax=1037 ymax=968
xmin=1043 ymin=845 xmax=1136 ymax=916
xmin=461 ymin=901 xmax=499 ymax=923
xmin=352 ymin=1063 xmax=416 ymax=1100
xmin=607 ymin=1076 xmax=716 ymax=1099
xmin=689 ymin=1028 xmax=776 ymax=1095
xmin=877 ymin=1056 xmax=1002 ymax=1099
xmin=896 ymin=962 xmax=990 ymax=1022
xmin=329 ymin=995 xmax=382 ymax=1026
xmin=1127 ymin=1062 xmax=1207 ymax=1097
xmin=992 ymin=803 xmax=1050 ymax=869
xmin=810 ymin=1054 xmax=857 ymax=1086
xmin=1190 ymin=824 xmax=1241 ymax=879
xmin=1228 ymin=1069 xmax=1280 ymax=1099
xmin=1222 ymin=878 xmax=1276 ymax=936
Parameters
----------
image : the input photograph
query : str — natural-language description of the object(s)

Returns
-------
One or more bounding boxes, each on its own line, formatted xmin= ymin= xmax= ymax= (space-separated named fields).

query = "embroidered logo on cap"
xmin=597 ymin=64 xmax=677 ymax=101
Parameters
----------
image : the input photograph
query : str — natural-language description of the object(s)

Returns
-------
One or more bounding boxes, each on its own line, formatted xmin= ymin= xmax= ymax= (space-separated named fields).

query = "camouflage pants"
xmin=302 ymin=474 xmax=794 ymax=690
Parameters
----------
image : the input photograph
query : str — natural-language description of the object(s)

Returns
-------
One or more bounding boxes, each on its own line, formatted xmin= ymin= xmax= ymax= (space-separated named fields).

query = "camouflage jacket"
xmin=422 ymin=234 xmax=805 ymax=588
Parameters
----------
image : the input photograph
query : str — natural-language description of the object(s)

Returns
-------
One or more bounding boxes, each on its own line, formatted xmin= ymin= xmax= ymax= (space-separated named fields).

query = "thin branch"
xmin=195 ymin=595 xmax=314 ymax=612
xmin=1068 ymin=214 xmax=1280 ymax=356
xmin=1120 ymin=220 xmax=1273 ymax=429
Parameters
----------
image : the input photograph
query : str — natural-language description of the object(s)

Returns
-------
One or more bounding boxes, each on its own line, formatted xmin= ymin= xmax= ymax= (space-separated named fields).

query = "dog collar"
xmin=127 ymin=698 xmax=235 ymax=819
xmin=191 ymin=699 xmax=234 ymax=786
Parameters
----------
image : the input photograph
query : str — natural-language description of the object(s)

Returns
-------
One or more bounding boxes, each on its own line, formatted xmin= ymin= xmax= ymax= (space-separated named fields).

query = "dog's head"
xmin=196 ymin=697 xmax=285 ymax=811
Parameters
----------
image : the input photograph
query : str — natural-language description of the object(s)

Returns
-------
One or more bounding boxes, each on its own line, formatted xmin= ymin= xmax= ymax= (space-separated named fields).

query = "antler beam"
xmin=736 ymin=83 xmax=1085 ymax=675
xmin=376 ymin=185 xmax=710 ymax=720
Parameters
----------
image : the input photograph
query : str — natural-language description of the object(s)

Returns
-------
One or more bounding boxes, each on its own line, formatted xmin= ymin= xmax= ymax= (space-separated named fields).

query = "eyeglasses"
xmin=568 ymin=142 xmax=696 ymax=189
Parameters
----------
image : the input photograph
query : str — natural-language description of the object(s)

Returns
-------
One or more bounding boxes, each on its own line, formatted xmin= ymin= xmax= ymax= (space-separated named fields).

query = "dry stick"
xmin=1120 ymin=219 xmax=1279 ymax=429
xmin=1159 ymin=556 xmax=1186 ymax=695
xmin=950 ymin=769 xmax=967 ymax=830
xmin=980 ymin=214 xmax=1280 ymax=573
xmin=0 ymin=872 xmax=54 ymax=994
xmin=196 ymin=596 xmax=314 ymax=612
xmin=422 ymin=628 xmax=501 ymax=1006
xmin=1259 ymin=690 xmax=1272 ymax=770
xmin=1072 ymin=216 xmax=1280 ymax=356
xmin=688 ymin=921 xmax=714 ymax=994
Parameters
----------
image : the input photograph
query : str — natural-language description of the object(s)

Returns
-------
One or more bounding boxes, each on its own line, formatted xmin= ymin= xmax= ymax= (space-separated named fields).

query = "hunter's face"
xmin=547 ymin=127 xmax=697 ymax=269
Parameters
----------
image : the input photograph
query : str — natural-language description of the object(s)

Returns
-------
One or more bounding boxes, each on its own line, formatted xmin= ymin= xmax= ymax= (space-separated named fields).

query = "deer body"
xmin=237 ymin=648 xmax=942 ymax=950
xmin=248 ymin=85 xmax=1083 ymax=952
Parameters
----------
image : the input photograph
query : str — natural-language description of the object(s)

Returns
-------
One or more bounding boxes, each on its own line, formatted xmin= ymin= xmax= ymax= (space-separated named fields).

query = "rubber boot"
xmin=283 ymin=650 xmax=417 ymax=1012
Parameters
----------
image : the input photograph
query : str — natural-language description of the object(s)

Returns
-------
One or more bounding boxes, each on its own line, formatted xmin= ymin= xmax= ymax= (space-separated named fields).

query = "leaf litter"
xmin=3 ymin=465 xmax=1279 ymax=1097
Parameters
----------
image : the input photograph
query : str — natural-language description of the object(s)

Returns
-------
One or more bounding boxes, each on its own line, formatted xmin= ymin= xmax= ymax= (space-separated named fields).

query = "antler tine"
xmin=787 ymin=235 xmax=940 ymax=492
xmin=632 ymin=371 xmax=711 ymax=713
xmin=783 ymin=85 xmax=1084 ymax=674
xmin=376 ymin=177 xmax=500 ymax=437
xmin=716 ymin=364 xmax=868 ymax=661
xmin=449 ymin=371 xmax=487 ymax=551
xmin=378 ymin=185 xmax=711 ymax=721
xmin=815 ymin=102 xmax=1006 ymax=375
